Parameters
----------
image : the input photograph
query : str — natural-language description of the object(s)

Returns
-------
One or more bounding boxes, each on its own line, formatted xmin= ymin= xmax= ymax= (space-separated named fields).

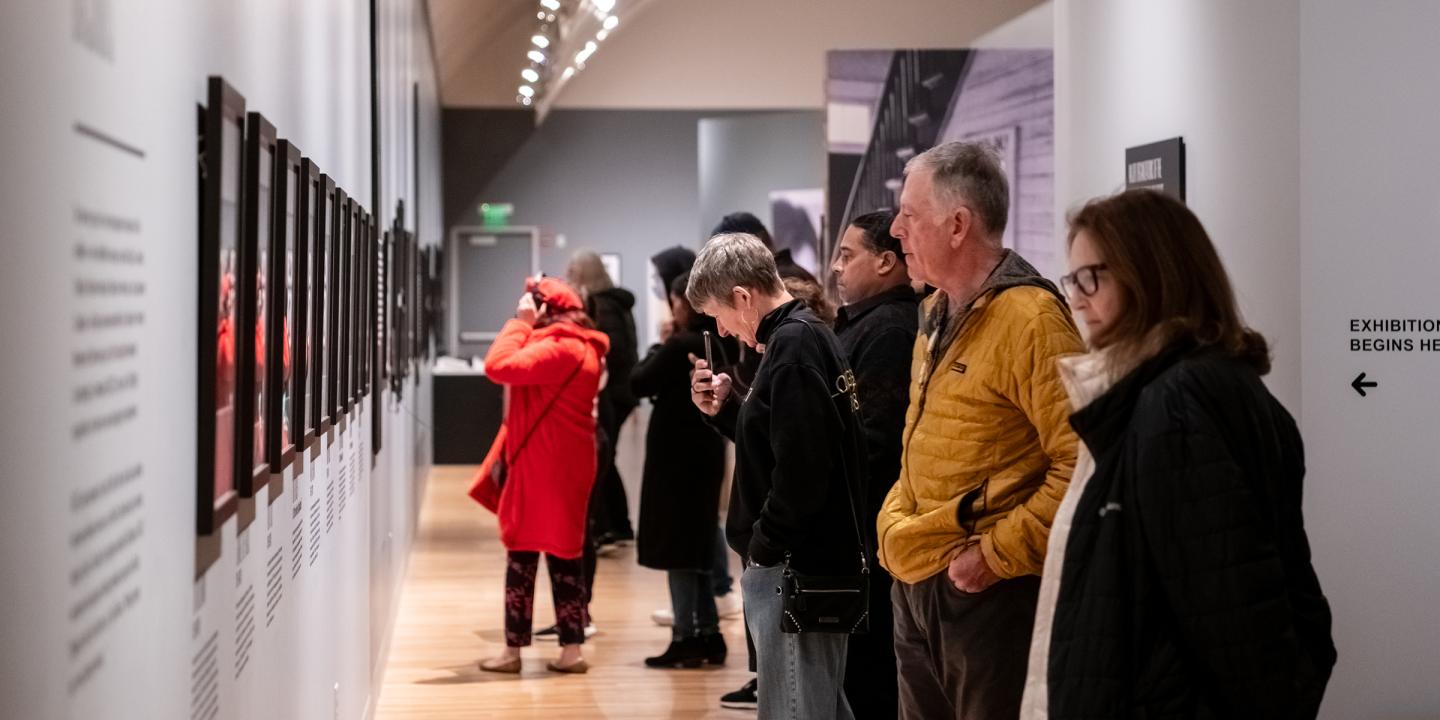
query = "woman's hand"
xmin=688 ymin=355 xmax=732 ymax=416
xmin=515 ymin=292 xmax=541 ymax=326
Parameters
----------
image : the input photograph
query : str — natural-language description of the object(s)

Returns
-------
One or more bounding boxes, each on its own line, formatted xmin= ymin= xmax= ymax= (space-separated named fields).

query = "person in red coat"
xmin=479 ymin=276 xmax=610 ymax=675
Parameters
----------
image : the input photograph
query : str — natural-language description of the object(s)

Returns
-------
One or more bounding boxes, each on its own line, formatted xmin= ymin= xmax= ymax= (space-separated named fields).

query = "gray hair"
xmin=905 ymin=141 xmax=1009 ymax=239
xmin=568 ymin=250 xmax=613 ymax=294
xmin=686 ymin=233 xmax=784 ymax=308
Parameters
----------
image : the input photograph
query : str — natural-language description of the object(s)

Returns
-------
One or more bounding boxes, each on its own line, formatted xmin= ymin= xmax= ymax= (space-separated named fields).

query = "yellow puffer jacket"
xmin=877 ymin=251 xmax=1084 ymax=584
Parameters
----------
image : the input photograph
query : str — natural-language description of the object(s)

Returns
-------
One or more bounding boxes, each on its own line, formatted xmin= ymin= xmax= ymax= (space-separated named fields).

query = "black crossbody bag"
xmin=773 ymin=320 xmax=871 ymax=635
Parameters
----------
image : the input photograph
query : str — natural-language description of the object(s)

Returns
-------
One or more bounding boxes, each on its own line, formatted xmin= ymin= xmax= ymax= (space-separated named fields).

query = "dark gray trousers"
xmin=892 ymin=572 xmax=1040 ymax=720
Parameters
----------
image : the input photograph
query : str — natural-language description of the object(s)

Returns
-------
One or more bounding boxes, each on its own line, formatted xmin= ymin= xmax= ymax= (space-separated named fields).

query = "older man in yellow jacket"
xmin=880 ymin=141 xmax=1083 ymax=720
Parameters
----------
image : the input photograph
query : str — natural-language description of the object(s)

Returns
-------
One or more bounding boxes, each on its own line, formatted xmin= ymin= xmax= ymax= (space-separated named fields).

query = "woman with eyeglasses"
xmin=1020 ymin=190 xmax=1336 ymax=718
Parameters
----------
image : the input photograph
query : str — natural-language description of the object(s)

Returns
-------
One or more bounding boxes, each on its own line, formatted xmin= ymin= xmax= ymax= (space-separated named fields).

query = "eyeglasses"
xmin=1059 ymin=263 xmax=1108 ymax=298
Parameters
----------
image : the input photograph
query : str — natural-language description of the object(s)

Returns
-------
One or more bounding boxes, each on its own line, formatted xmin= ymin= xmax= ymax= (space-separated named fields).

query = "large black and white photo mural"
xmin=826 ymin=48 xmax=1057 ymax=279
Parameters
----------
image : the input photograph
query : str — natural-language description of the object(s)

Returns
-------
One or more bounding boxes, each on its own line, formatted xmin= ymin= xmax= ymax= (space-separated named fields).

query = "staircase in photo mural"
xmin=838 ymin=50 xmax=973 ymax=239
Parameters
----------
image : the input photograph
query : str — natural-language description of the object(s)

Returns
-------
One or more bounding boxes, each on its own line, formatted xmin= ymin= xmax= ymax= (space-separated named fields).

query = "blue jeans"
xmin=712 ymin=526 xmax=734 ymax=596
xmin=742 ymin=564 xmax=854 ymax=720
xmin=668 ymin=569 xmax=719 ymax=640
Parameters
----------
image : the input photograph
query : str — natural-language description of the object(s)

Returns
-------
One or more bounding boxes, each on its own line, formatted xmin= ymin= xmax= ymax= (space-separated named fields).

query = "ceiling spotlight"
xmin=527 ymin=49 xmax=546 ymax=64
xmin=547 ymin=13 xmax=556 ymax=21
xmin=575 ymin=40 xmax=598 ymax=65
xmin=519 ymin=85 xmax=535 ymax=98
xmin=603 ymin=15 xmax=619 ymax=30
xmin=593 ymin=0 xmax=616 ymax=13
xmin=596 ymin=29 xmax=609 ymax=41
xmin=562 ymin=66 xmax=576 ymax=80
xmin=531 ymin=34 xmax=550 ymax=49
xmin=537 ymin=10 xmax=545 ymax=19
xmin=520 ymin=96 xmax=533 ymax=106
xmin=521 ymin=68 xmax=540 ymax=83
xmin=540 ymin=0 xmax=560 ymax=10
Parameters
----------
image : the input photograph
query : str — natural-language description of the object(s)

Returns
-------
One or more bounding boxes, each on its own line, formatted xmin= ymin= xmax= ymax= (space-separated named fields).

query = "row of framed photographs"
xmin=196 ymin=76 xmax=389 ymax=536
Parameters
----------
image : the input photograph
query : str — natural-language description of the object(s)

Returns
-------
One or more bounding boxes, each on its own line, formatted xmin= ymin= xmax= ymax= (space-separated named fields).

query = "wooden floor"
xmin=374 ymin=463 xmax=752 ymax=719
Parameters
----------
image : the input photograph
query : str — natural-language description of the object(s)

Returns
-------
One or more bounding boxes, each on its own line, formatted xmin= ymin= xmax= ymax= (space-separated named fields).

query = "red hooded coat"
xmin=479 ymin=317 xmax=609 ymax=558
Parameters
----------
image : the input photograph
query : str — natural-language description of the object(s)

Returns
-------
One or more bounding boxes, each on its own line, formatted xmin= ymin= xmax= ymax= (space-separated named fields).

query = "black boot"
xmin=644 ymin=637 xmax=707 ymax=669
xmin=701 ymin=632 xmax=727 ymax=666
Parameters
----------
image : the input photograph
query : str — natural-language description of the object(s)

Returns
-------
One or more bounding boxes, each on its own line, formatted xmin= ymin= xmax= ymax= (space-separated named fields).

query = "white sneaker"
xmin=716 ymin=593 xmax=743 ymax=619
xmin=651 ymin=608 xmax=674 ymax=627
xmin=585 ymin=623 xmax=598 ymax=638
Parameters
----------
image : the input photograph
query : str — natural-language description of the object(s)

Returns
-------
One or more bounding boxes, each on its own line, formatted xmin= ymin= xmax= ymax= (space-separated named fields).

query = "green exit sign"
xmin=479 ymin=202 xmax=514 ymax=227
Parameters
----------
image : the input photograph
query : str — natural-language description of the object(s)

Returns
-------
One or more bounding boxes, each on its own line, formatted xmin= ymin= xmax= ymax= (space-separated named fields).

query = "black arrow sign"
xmin=1352 ymin=372 xmax=1378 ymax=397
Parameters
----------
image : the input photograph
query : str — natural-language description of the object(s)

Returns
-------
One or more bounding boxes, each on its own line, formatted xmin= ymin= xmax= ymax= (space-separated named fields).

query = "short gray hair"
xmin=905 ymin=141 xmax=1009 ymax=238
xmin=686 ymin=233 xmax=784 ymax=308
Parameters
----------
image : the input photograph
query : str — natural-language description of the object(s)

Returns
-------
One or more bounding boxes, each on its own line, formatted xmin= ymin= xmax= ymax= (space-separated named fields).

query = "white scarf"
xmin=1019 ymin=349 xmax=1119 ymax=719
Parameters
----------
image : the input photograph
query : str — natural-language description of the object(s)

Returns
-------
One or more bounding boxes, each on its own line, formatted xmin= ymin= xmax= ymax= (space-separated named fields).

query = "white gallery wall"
xmin=0 ymin=1 xmax=440 ymax=719
xmin=1057 ymin=0 xmax=1440 ymax=716
xmin=1055 ymin=0 xmax=1302 ymax=411
xmin=1299 ymin=2 xmax=1440 ymax=717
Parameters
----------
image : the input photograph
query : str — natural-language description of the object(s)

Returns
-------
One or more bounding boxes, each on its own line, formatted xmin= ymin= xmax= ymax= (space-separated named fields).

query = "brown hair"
xmin=1067 ymin=190 xmax=1270 ymax=375
xmin=783 ymin=275 xmax=836 ymax=326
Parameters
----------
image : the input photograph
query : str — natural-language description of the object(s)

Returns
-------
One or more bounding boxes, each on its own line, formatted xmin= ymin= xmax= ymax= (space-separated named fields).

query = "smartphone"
xmin=703 ymin=330 xmax=713 ymax=369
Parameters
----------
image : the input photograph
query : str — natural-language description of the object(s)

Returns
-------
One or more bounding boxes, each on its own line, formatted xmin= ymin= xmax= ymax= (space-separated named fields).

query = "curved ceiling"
xmin=430 ymin=0 xmax=1048 ymax=109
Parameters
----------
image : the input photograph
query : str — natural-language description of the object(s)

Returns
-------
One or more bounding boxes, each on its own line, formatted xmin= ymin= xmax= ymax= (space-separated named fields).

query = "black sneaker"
xmin=720 ymin=677 xmax=758 ymax=710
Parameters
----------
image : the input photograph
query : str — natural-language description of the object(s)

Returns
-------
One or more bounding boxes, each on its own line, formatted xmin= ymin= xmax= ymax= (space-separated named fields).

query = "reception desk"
xmin=431 ymin=363 xmax=503 ymax=464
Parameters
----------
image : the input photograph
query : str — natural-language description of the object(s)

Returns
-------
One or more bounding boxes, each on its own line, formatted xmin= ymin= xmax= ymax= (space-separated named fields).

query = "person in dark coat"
xmin=569 ymin=250 xmax=640 ymax=546
xmin=688 ymin=232 xmax=868 ymax=720
xmin=830 ymin=210 xmax=919 ymax=719
xmin=1021 ymin=190 xmax=1336 ymax=719
xmin=632 ymin=271 xmax=737 ymax=669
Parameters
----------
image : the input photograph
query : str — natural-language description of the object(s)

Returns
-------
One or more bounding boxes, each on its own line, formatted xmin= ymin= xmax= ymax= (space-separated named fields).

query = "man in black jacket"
xmin=830 ymin=210 xmax=919 ymax=719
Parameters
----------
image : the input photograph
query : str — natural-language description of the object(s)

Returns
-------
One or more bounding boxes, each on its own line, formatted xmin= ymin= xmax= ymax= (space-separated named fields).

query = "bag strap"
xmin=504 ymin=346 xmax=589 ymax=466
xmin=774 ymin=318 xmax=870 ymax=574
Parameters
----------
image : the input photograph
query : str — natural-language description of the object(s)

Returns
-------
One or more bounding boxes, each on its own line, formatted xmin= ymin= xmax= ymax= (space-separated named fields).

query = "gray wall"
xmin=698 ymin=112 xmax=827 ymax=244
xmin=454 ymin=109 xmax=824 ymax=347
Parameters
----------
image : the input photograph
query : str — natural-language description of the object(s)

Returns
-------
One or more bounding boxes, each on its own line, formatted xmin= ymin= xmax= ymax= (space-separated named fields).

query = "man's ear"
xmin=875 ymin=250 xmax=899 ymax=276
xmin=949 ymin=206 xmax=973 ymax=249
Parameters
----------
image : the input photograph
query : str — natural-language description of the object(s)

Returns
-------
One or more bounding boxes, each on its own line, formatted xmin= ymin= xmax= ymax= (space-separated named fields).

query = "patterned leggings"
xmin=504 ymin=551 xmax=587 ymax=647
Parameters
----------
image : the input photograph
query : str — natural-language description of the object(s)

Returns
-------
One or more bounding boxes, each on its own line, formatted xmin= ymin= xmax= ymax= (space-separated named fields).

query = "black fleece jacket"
xmin=707 ymin=300 xmax=868 ymax=575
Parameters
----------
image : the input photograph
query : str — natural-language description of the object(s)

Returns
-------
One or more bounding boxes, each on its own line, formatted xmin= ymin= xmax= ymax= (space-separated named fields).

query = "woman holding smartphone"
xmin=686 ymin=233 xmax=867 ymax=720
xmin=630 ymin=271 xmax=737 ymax=668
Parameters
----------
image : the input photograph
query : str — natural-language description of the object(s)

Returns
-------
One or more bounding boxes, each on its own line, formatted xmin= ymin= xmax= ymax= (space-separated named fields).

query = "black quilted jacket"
xmin=1047 ymin=347 xmax=1336 ymax=719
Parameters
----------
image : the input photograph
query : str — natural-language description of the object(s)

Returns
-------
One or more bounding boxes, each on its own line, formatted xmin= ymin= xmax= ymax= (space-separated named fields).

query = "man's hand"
xmin=687 ymin=354 xmax=732 ymax=416
xmin=947 ymin=543 xmax=1001 ymax=593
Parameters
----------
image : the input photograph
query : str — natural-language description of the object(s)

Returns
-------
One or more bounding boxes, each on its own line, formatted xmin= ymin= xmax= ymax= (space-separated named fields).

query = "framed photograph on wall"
xmin=237 ymin=111 xmax=277 ymax=497
xmin=359 ymin=209 xmax=372 ymax=396
xmin=296 ymin=158 xmax=319 ymax=448
xmin=347 ymin=199 xmax=362 ymax=406
xmin=314 ymin=174 xmax=336 ymax=435
xmin=196 ymin=77 xmax=245 ymax=536
xmin=338 ymin=193 xmax=354 ymax=414
xmin=266 ymin=139 xmax=303 ymax=473
xmin=411 ymin=233 xmax=421 ymax=372
xmin=372 ymin=225 xmax=384 ymax=457
xmin=329 ymin=187 xmax=347 ymax=425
